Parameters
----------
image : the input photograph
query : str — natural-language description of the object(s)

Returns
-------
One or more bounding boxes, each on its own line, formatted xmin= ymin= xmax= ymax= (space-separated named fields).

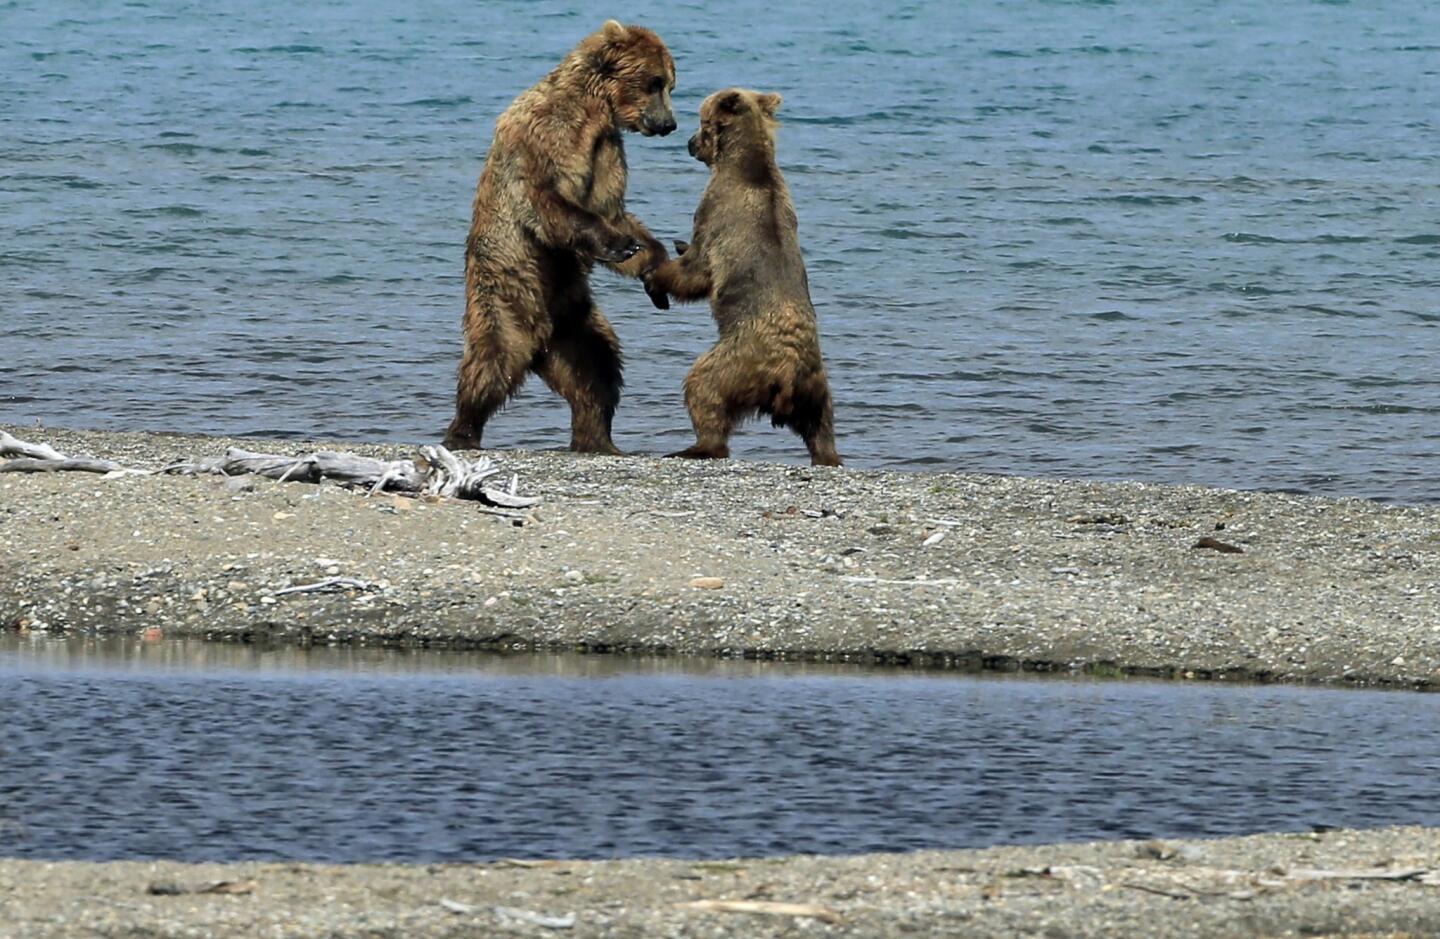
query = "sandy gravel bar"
xmin=5 ymin=827 xmax=1440 ymax=937
xmin=2 ymin=423 xmax=1439 ymax=688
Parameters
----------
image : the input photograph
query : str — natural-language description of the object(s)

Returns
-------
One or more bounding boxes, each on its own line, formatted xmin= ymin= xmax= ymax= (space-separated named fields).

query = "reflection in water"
xmin=2 ymin=637 xmax=1437 ymax=863
xmin=3 ymin=635 xmax=905 ymax=680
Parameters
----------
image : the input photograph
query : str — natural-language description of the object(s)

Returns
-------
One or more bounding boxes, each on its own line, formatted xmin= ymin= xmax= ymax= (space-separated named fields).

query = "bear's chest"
xmin=583 ymin=134 xmax=628 ymax=216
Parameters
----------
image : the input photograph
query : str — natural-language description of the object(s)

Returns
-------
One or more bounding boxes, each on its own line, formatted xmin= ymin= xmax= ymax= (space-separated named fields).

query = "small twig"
xmin=839 ymin=575 xmax=962 ymax=587
xmin=101 ymin=468 xmax=155 ymax=479
xmin=492 ymin=905 xmax=576 ymax=929
xmin=1285 ymin=867 xmax=1429 ymax=882
xmin=78 ymin=895 xmax=145 ymax=911
xmin=272 ymin=577 xmax=377 ymax=596
xmin=473 ymin=506 xmax=534 ymax=521
xmin=674 ymin=899 xmax=843 ymax=925
xmin=439 ymin=898 xmax=476 ymax=914
xmin=1121 ymin=881 xmax=1192 ymax=900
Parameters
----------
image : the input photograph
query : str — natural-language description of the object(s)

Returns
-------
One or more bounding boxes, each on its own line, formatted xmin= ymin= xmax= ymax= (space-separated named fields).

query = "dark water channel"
xmin=1 ymin=637 xmax=1437 ymax=863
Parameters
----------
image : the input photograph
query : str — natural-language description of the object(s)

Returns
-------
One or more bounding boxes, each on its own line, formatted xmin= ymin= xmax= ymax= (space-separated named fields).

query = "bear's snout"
xmin=687 ymin=133 xmax=700 ymax=157
xmin=643 ymin=114 xmax=677 ymax=137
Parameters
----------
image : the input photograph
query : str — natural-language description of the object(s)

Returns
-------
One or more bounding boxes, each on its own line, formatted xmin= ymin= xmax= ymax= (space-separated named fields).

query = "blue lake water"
xmin=2 ymin=638 xmax=1438 ymax=863
xmin=2 ymin=1 xmax=1438 ymax=500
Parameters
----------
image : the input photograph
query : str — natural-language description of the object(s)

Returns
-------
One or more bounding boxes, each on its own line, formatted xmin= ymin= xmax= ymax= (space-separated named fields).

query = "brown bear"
xmin=644 ymin=88 xmax=841 ymax=467
xmin=443 ymin=21 xmax=677 ymax=455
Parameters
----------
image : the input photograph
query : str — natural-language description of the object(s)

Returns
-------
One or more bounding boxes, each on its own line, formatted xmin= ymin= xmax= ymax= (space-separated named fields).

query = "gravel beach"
xmin=5 ymin=425 xmax=1440 ymax=935
xmin=5 ymin=827 xmax=1440 ymax=937
xmin=2 ymin=424 xmax=1438 ymax=688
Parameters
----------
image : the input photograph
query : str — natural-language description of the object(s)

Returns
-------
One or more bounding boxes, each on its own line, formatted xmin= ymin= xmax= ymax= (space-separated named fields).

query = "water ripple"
xmin=1 ymin=0 xmax=1437 ymax=502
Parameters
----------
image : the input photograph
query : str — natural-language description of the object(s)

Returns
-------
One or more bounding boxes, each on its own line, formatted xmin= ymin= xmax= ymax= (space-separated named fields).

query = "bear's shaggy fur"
xmin=645 ymin=88 xmax=841 ymax=466
xmin=444 ymin=21 xmax=677 ymax=454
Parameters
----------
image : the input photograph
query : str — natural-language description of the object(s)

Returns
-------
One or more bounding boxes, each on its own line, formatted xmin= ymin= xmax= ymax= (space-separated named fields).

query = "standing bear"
xmin=444 ymin=21 xmax=677 ymax=454
xmin=645 ymin=88 xmax=842 ymax=466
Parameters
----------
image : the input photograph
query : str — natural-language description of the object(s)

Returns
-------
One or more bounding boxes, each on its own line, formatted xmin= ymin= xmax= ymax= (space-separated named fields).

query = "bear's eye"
xmin=648 ymin=76 xmax=665 ymax=93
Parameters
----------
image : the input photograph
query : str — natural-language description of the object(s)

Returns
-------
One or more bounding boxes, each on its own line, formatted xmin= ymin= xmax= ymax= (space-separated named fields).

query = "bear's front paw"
xmin=598 ymin=237 xmax=643 ymax=264
xmin=642 ymin=270 xmax=671 ymax=310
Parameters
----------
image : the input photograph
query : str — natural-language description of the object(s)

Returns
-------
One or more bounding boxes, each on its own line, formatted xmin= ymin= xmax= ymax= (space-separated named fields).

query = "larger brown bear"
xmin=443 ymin=21 xmax=677 ymax=454
xmin=645 ymin=88 xmax=842 ymax=466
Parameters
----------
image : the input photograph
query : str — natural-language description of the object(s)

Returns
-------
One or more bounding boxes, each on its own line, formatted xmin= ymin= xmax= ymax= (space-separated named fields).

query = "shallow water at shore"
xmin=3 ymin=637 xmax=1437 ymax=863
xmin=3 ymin=2 xmax=1440 ymax=501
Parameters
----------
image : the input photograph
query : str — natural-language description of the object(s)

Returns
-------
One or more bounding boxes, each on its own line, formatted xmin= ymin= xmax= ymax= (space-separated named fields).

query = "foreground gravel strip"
xmin=3 ymin=424 xmax=1439 ymax=688
xmin=5 ymin=827 xmax=1440 ymax=937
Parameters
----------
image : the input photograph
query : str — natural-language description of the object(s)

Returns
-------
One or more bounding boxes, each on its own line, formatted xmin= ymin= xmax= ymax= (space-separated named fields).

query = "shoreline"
xmin=3 ymin=423 xmax=1439 ymax=690
xmin=6 ymin=827 xmax=1440 ymax=937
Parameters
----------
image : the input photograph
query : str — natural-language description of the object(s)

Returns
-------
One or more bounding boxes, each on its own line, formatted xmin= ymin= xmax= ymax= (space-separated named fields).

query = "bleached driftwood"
xmin=0 ymin=431 xmax=122 ymax=474
xmin=0 ymin=430 xmax=66 ymax=461
xmin=419 ymin=444 xmax=497 ymax=498
xmin=163 ymin=449 xmax=315 ymax=482
xmin=165 ymin=448 xmax=425 ymax=489
xmin=1 ymin=432 xmax=541 ymax=509
xmin=414 ymin=446 xmax=537 ymax=506
xmin=0 ymin=456 xmax=123 ymax=474
xmin=167 ymin=445 xmax=540 ymax=509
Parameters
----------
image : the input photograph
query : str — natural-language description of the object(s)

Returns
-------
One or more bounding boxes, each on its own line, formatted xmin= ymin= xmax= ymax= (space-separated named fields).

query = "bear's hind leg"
xmin=669 ymin=346 xmax=748 ymax=460
xmin=535 ymin=307 xmax=625 ymax=455
xmin=783 ymin=381 xmax=842 ymax=467
xmin=445 ymin=319 xmax=534 ymax=451
xmin=799 ymin=409 xmax=842 ymax=467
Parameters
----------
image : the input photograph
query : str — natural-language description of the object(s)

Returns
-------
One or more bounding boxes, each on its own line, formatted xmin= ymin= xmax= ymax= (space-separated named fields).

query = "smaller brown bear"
xmin=645 ymin=88 xmax=841 ymax=466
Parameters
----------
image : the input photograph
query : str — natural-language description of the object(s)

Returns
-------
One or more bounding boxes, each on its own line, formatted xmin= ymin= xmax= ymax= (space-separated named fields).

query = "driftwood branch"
xmin=419 ymin=444 xmax=496 ymax=498
xmin=171 ymin=445 xmax=540 ymax=508
xmin=1 ymin=432 xmax=541 ymax=509
xmin=0 ymin=457 xmax=123 ymax=474
xmin=0 ymin=432 xmax=122 ymax=474
xmin=0 ymin=430 xmax=66 ymax=461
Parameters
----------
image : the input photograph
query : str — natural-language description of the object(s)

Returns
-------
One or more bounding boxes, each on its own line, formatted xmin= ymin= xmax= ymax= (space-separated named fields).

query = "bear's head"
xmin=688 ymin=88 xmax=782 ymax=167
xmin=580 ymin=20 xmax=677 ymax=137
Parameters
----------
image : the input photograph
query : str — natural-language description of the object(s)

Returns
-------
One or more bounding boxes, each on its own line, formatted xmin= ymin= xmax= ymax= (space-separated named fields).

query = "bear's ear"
xmin=715 ymin=90 xmax=745 ymax=115
xmin=756 ymin=92 xmax=783 ymax=117
xmin=601 ymin=20 xmax=629 ymax=43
